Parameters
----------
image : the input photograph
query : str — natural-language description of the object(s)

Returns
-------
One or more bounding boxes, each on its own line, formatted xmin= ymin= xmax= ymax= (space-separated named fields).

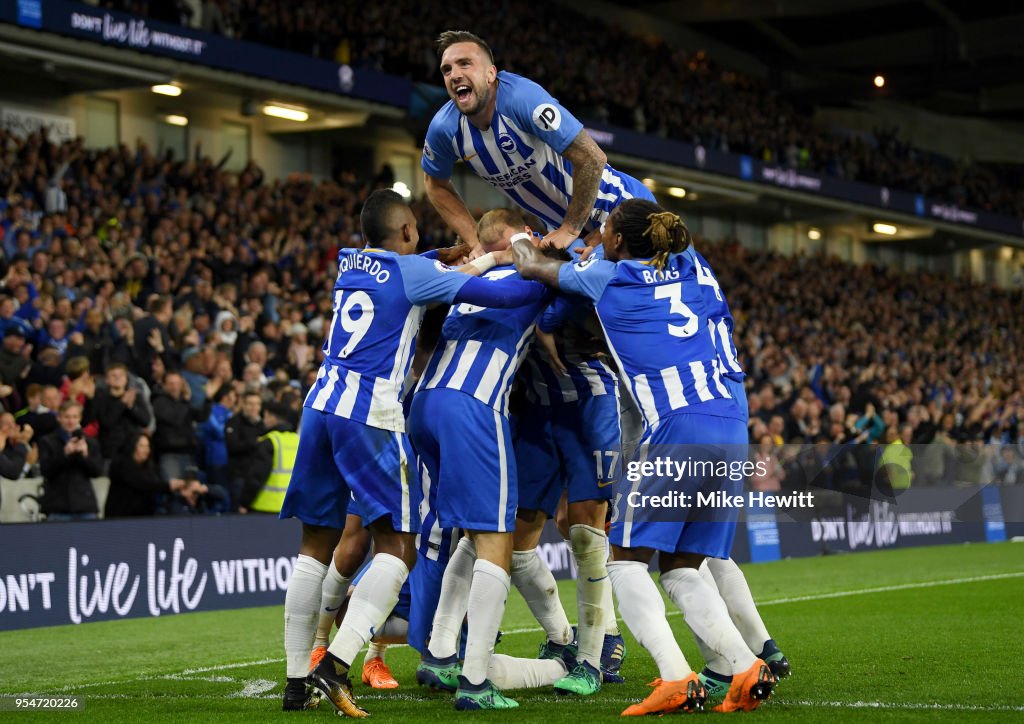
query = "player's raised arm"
xmin=400 ymin=252 xmax=545 ymax=309
xmin=453 ymin=248 xmax=513 ymax=276
xmin=512 ymin=237 xmax=565 ymax=288
xmin=542 ymin=130 xmax=607 ymax=250
xmin=423 ymin=172 xmax=481 ymax=250
xmin=453 ymin=275 xmax=547 ymax=308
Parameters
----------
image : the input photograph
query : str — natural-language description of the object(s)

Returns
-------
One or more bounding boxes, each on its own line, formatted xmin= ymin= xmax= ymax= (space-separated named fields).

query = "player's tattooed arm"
xmin=513 ymin=238 xmax=564 ymax=288
xmin=541 ymin=131 xmax=607 ymax=250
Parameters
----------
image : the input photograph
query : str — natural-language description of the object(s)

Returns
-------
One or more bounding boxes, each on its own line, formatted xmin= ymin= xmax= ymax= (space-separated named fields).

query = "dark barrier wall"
xmin=1000 ymin=486 xmax=1024 ymax=540
xmin=772 ymin=485 xmax=996 ymax=558
xmin=0 ymin=515 xmax=301 ymax=631
xmin=0 ymin=485 xmax=1010 ymax=631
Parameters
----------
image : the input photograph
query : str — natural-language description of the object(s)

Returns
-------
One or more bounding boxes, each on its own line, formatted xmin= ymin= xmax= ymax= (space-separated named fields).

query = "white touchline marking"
xmin=229 ymin=679 xmax=276 ymax=698
xmin=6 ymin=658 xmax=281 ymax=695
xmin=162 ymin=675 xmax=236 ymax=683
xmin=5 ymin=570 xmax=1021 ymax=697
xmin=788 ymin=700 xmax=1024 ymax=712
xmin=749 ymin=571 xmax=1024 ymax=607
xmin=162 ymin=657 xmax=283 ymax=676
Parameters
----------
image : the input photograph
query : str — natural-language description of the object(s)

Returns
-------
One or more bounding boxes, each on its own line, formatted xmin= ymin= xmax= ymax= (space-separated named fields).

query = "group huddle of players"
xmin=275 ymin=30 xmax=789 ymax=717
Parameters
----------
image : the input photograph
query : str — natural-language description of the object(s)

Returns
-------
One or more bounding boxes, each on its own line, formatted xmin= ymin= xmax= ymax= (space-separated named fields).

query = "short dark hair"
xmin=436 ymin=30 xmax=494 ymax=64
xmin=360 ymin=189 xmax=409 ymax=247
xmin=264 ymin=400 xmax=291 ymax=422
xmin=148 ymin=294 xmax=171 ymax=315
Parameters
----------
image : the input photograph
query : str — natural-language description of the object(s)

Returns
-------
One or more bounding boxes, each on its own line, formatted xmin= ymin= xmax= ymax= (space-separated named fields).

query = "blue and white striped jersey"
xmin=416 ymin=266 xmax=547 ymax=416
xmin=304 ymin=249 xmax=470 ymax=432
xmin=422 ymin=71 xmax=651 ymax=234
xmin=518 ymin=293 xmax=617 ymax=406
xmin=558 ymin=253 xmax=742 ymax=431
xmin=685 ymin=247 xmax=745 ymax=382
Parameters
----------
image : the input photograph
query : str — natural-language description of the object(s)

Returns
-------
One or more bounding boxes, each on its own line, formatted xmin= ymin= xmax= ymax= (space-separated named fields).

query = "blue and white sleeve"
xmin=421 ymin=109 xmax=460 ymax=180
xmin=398 ymin=254 xmax=471 ymax=305
xmin=557 ymin=257 xmax=615 ymax=302
xmin=504 ymin=74 xmax=584 ymax=154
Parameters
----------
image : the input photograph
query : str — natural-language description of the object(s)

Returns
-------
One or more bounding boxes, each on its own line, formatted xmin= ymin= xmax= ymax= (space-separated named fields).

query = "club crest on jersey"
xmin=574 ymin=256 xmax=598 ymax=271
xmin=498 ymin=133 xmax=517 ymax=154
xmin=532 ymin=103 xmax=562 ymax=132
xmin=423 ymin=141 xmax=435 ymax=161
xmin=433 ymin=260 xmax=455 ymax=273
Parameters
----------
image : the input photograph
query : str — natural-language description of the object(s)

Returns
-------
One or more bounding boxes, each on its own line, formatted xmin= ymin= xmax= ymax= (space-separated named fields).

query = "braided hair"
xmin=611 ymin=199 xmax=691 ymax=273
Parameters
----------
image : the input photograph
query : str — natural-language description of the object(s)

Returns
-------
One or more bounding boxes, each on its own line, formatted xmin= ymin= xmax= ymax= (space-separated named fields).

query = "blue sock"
xmin=758 ymin=638 xmax=781 ymax=659
xmin=701 ymin=667 xmax=732 ymax=683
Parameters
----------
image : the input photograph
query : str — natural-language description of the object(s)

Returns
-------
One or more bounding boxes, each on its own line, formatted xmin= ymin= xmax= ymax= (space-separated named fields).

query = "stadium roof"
xmin=605 ymin=0 xmax=1024 ymax=119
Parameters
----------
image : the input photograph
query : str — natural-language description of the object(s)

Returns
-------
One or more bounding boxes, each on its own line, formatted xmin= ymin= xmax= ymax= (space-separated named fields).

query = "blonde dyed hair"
xmin=612 ymin=199 xmax=691 ymax=272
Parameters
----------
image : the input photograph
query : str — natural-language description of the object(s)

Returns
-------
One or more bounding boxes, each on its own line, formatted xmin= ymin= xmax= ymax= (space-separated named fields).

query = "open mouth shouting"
xmin=454 ymin=84 xmax=473 ymax=104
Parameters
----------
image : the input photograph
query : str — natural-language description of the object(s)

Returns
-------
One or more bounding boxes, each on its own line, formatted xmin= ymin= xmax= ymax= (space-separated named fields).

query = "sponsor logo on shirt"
xmin=532 ymin=103 xmax=562 ymax=132
xmin=498 ymin=133 xmax=517 ymax=154
xmin=479 ymin=158 xmax=538 ymax=189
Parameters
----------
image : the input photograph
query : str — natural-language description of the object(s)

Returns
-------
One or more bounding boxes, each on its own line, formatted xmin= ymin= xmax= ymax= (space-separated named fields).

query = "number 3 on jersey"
xmin=325 ymin=289 xmax=374 ymax=358
xmin=654 ymin=282 xmax=698 ymax=338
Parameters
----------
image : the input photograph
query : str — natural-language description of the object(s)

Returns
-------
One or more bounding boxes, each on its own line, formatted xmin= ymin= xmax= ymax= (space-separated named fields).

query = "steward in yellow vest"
xmin=243 ymin=402 xmax=298 ymax=514
xmin=877 ymin=425 xmax=913 ymax=491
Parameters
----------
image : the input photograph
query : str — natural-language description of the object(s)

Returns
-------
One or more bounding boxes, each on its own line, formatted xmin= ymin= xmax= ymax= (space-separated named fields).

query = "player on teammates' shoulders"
xmin=422 ymin=30 xmax=652 ymax=252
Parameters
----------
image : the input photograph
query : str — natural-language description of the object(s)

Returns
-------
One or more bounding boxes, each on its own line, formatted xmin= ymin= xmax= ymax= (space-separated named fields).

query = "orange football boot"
xmin=713 ymin=659 xmax=774 ymax=713
xmin=362 ymin=657 xmax=400 ymax=689
xmin=621 ymin=673 xmax=706 ymax=716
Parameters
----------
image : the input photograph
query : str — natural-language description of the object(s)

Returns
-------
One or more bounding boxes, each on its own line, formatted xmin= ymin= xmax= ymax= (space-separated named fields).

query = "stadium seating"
xmin=110 ymin=0 xmax=1024 ymax=218
xmin=0 ymin=122 xmax=1019 ymax=525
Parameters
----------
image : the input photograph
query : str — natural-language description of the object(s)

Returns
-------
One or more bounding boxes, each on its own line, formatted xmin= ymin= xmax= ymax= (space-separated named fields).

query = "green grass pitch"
xmin=2 ymin=542 xmax=1022 ymax=722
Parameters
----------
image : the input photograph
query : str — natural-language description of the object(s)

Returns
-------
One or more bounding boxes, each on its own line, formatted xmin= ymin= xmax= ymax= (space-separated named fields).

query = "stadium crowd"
xmin=103 ymin=0 xmax=1024 ymax=218
xmin=701 ymin=238 xmax=1024 ymax=489
xmin=0 ymin=125 xmax=1020 ymax=519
